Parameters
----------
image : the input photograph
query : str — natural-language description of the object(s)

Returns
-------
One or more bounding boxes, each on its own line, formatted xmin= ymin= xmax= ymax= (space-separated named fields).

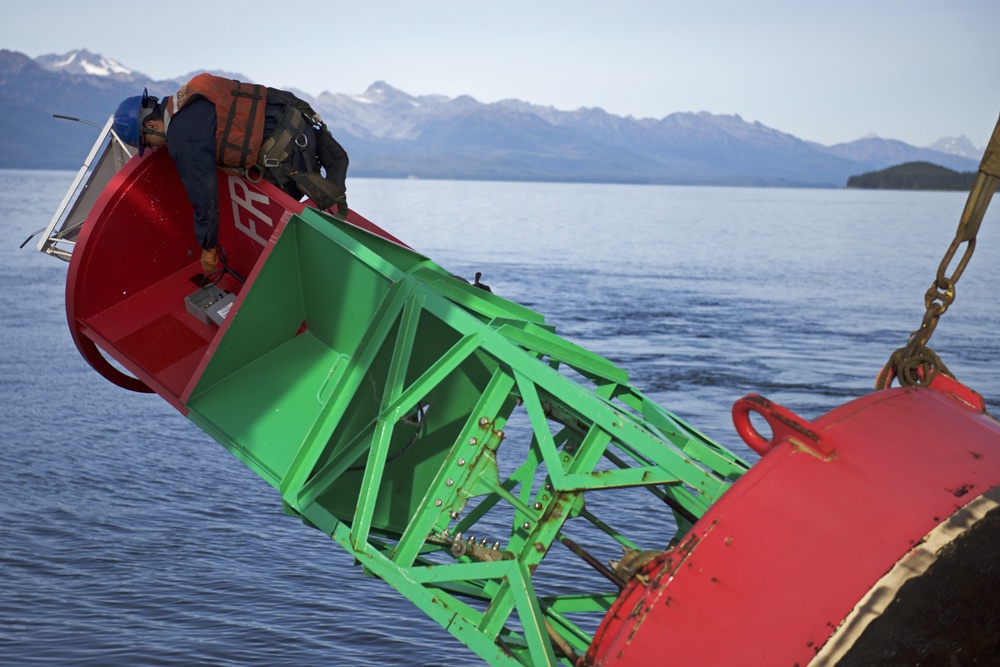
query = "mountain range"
xmin=0 ymin=48 xmax=983 ymax=187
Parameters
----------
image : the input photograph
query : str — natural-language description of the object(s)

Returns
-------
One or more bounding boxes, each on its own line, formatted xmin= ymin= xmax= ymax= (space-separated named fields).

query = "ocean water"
xmin=2 ymin=171 xmax=1000 ymax=665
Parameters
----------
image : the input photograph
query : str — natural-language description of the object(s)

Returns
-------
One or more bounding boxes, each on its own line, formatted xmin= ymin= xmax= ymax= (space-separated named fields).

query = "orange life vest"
xmin=169 ymin=73 xmax=267 ymax=170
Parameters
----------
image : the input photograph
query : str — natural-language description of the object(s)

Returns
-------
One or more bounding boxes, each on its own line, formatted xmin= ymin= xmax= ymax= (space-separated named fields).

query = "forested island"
xmin=846 ymin=161 xmax=976 ymax=191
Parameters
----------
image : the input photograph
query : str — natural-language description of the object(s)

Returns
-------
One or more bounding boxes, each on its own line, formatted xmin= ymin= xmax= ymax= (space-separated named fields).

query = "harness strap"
xmin=258 ymin=104 xmax=308 ymax=169
xmin=255 ymin=91 xmax=348 ymax=211
xmin=286 ymin=171 xmax=345 ymax=210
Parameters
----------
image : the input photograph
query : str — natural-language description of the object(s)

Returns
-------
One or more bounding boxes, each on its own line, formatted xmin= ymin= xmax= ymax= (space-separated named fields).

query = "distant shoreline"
xmin=846 ymin=161 xmax=976 ymax=191
xmin=2 ymin=165 xmax=978 ymax=192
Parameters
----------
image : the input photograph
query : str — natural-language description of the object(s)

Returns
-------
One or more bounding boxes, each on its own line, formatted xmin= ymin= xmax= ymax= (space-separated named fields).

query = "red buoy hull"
xmin=587 ymin=380 xmax=1000 ymax=665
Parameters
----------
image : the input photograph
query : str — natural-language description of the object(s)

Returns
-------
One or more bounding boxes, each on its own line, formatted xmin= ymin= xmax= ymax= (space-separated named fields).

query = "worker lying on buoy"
xmin=112 ymin=73 xmax=350 ymax=273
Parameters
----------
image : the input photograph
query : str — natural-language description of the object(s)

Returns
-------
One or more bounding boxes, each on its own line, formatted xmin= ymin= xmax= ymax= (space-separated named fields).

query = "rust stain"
xmin=949 ymin=483 xmax=973 ymax=498
xmin=788 ymin=437 xmax=838 ymax=462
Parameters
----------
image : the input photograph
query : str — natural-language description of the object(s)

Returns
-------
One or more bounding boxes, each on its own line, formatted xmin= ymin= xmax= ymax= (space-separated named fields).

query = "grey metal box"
xmin=184 ymin=285 xmax=236 ymax=326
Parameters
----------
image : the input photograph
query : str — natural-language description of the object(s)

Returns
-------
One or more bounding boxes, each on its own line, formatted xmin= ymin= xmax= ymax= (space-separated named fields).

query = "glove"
xmin=201 ymin=247 xmax=221 ymax=273
xmin=333 ymin=194 xmax=348 ymax=219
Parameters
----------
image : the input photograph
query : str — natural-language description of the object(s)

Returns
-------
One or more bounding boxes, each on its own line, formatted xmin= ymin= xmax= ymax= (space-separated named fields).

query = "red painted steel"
xmin=65 ymin=149 xmax=404 ymax=409
xmin=586 ymin=378 xmax=1000 ymax=665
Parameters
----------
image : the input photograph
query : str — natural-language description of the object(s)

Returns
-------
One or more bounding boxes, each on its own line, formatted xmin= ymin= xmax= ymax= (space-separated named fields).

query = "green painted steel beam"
xmin=183 ymin=208 xmax=752 ymax=666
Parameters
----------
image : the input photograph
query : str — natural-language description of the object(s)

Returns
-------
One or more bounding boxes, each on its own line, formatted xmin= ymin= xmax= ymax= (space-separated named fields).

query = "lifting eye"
xmin=732 ymin=394 xmax=830 ymax=458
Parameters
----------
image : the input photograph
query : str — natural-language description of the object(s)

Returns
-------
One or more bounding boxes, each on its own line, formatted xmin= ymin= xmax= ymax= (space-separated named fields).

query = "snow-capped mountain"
xmin=0 ymin=48 xmax=982 ymax=181
xmin=35 ymin=49 xmax=139 ymax=81
xmin=927 ymin=135 xmax=983 ymax=160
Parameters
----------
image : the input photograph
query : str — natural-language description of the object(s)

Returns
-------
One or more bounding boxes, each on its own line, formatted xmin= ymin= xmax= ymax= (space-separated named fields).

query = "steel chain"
xmin=876 ymin=170 xmax=999 ymax=390
xmin=909 ymin=235 xmax=974 ymax=356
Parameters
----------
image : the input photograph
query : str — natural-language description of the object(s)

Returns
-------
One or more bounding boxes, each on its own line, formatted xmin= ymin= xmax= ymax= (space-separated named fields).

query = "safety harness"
xmin=256 ymin=89 xmax=348 ymax=212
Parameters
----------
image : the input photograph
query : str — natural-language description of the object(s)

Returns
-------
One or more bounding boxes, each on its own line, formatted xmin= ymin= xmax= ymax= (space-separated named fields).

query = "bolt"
xmin=449 ymin=510 xmax=459 ymax=520
xmin=497 ymin=430 xmax=505 ymax=440
xmin=479 ymin=417 xmax=489 ymax=427
xmin=492 ymin=542 xmax=500 ymax=550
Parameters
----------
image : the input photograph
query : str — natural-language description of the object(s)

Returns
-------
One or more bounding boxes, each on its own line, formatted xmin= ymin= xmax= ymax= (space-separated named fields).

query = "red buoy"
xmin=586 ymin=374 xmax=1000 ymax=665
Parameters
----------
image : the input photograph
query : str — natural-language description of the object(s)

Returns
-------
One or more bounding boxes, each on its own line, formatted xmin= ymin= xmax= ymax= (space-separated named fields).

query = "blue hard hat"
xmin=113 ymin=88 xmax=155 ymax=155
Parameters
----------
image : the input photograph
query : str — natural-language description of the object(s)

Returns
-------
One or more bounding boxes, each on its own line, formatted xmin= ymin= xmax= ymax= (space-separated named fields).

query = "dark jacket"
xmin=163 ymin=94 xmax=350 ymax=250
xmin=165 ymin=97 xmax=221 ymax=250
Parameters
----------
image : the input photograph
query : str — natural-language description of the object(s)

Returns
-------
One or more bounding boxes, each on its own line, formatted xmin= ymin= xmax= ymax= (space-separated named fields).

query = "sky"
xmin=4 ymin=0 xmax=1000 ymax=149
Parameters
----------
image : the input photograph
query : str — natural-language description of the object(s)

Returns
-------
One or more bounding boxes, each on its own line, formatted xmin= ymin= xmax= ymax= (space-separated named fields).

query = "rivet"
xmin=522 ymin=522 xmax=531 ymax=530
xmin=446 ymin=478 xmax=454 ymax=486
xmin=469 ymin=437 xmax=477 ymax=445
xmin=458 ymin=458 xmax=466 ymax=466
xmin=533 ymin=502 xmax=543 ymax=510
xmin=479 ymin=417 xmax=489 ymax=426
xmin=434 ymin=499 xmax=442 ymax=507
